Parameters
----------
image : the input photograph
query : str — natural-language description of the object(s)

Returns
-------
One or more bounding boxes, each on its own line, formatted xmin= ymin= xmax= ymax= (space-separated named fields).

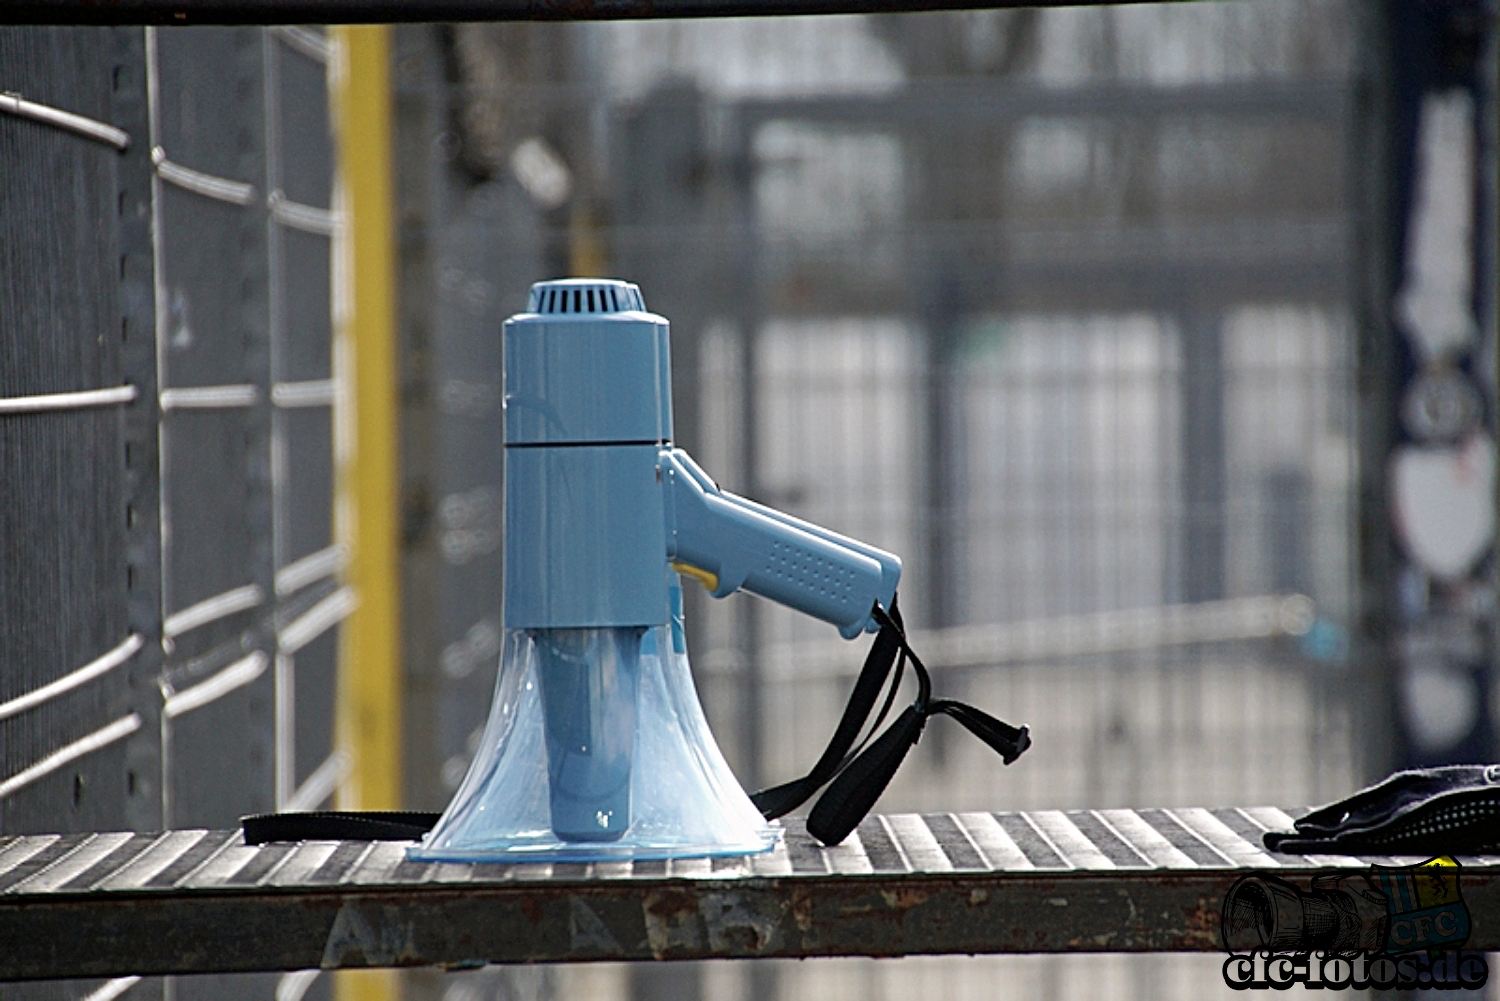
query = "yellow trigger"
xmin=670 ymin=561 xmax=720 ymax=593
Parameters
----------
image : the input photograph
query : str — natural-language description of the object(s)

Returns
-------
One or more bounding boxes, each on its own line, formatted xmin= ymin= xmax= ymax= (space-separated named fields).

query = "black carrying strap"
xmin=242 ymin=810 xmax=439 ymax=844
xmin=750 ymin=599 xmax=909 ymax=820
xmin=756 ymin=598 xmax=1032 ymax=847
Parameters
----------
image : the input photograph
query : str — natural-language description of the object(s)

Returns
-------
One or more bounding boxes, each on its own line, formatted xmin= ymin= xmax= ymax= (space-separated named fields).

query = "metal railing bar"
xmin=284 ymin=750 xmax=350 ymax=812
xmin=268 ymin=190 xmax=338 ymax=236
xmin=152 ymin=147 xmax=256 ymax=205
xmin=1168 ymin=808 xmax=1283 ymax=869
xmin=162 ymin=651 xmax=269 ymax=719
xmin=0 ymin=634 xmax=143 ymax=723
xmin=277 ymin=586 xmax=356 ymax=655
xmin=761 ymin=593 xmax=1319 ymax=679
xmin=1152 ymin=808 xmax=1245 ymax=868
xmin=270 ymin=26 xmax=330 ymax=63
xmin=159 ymin=384 xmax=259 ymax=411
xmin=7 ymin=831 xmax=139 ymax=895
xmin=0 ymin=715 xmax=143 ymax=802
xmin=275 ymin=544 xmax=347 ymax=598
xmin=271 ymin=379 xmax=337 ymax=408
xmin=0 ymin=385 xmax=137 ymax=416
xmin=955 ymin=812 xmax=1033 ymax=870
xmin=147 ymin=831 xmax=245 ymax=890
xmin=274 ymin=653 xmax=294 ymax=811
xmin=3 ymin=0 xmax=1154 ymax=26
xmin=0 ymin=91 xmax=129 ymax=149
xmin=162 ymin=583 xmax=265 ymax=640
xmin=81 ymin=977 xmax=141 ymax=1001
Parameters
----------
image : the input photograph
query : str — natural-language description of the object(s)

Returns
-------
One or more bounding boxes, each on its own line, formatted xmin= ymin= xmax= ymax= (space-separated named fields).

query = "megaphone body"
xmin=411 ymin=280 xmax=899 ymax=862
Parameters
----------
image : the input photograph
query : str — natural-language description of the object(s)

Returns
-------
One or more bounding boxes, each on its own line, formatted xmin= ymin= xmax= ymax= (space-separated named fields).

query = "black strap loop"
xmin=241 ymin=810 xmax=440 ymax=844
xmin=807 ymin=705 xmax=927 ymax=845
xmin=750 ymin=598 xmax=907 ymax=819
xmin=757 ymin=594 xmax=1031 ymax=846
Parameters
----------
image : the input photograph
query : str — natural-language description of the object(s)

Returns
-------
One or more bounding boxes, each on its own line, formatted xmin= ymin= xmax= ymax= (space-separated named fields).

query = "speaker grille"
xmin=526 ymin=279 xmax=645 ymax=315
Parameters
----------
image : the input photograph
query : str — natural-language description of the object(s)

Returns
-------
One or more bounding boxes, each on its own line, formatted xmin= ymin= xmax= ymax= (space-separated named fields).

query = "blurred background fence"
xmin=2 ymin=1 xmax=1496 ymax=1000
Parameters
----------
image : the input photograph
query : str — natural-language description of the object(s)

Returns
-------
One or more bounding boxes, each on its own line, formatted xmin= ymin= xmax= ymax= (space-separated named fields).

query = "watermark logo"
xmin=1220 ymin=856 xmax=1487 ymax=990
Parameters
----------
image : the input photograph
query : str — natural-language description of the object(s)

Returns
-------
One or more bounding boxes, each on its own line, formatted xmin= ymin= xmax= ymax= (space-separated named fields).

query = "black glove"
xmin=1264 ymin=765 xmax=1500 ymax=854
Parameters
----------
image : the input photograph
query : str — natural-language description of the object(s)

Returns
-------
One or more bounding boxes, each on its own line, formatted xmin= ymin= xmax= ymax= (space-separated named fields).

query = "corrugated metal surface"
xmin=3 ymin=808 xmax=1498 ymax=980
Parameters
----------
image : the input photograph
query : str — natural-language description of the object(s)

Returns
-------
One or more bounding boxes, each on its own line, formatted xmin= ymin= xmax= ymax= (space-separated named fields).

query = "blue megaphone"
xmin=411 ymin=279 xmax=900 ymax=862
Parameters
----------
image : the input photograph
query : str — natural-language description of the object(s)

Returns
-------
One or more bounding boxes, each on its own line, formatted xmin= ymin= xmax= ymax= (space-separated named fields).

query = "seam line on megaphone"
xmin=504 ymin=438 xmax=667 ymax=449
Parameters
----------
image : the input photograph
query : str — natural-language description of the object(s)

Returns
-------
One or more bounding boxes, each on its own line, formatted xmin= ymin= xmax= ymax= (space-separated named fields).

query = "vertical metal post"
xmin=735 ymin=106 xmax=780 ymax=1001
xmin=332 ymin=28 xmax=401 ymax=1001
xmin=920 ymin=265 xmax=964 ymax=766
xmin=391 ymin=22 xmax=442 ymax=815
xmin=1177 ymin=306 xmax=1226 ymax=605
xmin=113 ymin=24 xmax=166 ymax=838
xmin=263 ymin=27 xmax=296 ymax=811
xmin=722 ymin=108 xmax=765 ymax=795
xmin=923 ymin=266 xmax=965 ymax=633
xmin=242 ymin=25 xmax=278 ymax=830
xmin=144 ymin=24 xmax=175 ymax=828
xmin=1352 ymin=0 xmax=1400 ymax=781
xmin=332 ymin=23 xmax=402 ymax=813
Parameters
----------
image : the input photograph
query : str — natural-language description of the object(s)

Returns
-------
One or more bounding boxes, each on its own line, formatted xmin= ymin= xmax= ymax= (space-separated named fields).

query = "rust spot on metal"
xmin=518 ymin=895 xmax=544 ymax=925
xmin=879 ymin=887 xmax=930 ymax=911
xmin=1173 ymin=894 xmax=1223 ymax=950
xmin=790 ymin=888 xmax=815 ymax=932
xmin=643 ymin=888 xmax=707 ymax=959
xmin=715 ymin=922 xmax=767 ymax=951
xmin=644 ymin=888 xmax=698 ymax=920
xmin=439 ymin=959 xmax=485 ymax=972
xmin=701 ymin=891 xmax=780 ymax=953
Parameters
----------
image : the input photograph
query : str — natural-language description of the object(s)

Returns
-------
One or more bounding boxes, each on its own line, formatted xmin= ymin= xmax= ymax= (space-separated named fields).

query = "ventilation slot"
xmin=528 ymin=280 xmax=647 ymax=316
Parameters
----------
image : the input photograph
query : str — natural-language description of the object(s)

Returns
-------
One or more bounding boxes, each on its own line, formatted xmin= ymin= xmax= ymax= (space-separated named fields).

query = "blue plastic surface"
xmin=504 ymin=444 xmax=669 ymax=629
xmin=533 ymin=627 xmax=642 ymax=841
xmin=409 ymin=618 xmax=780 ymax=863
xmin=661 ymin=448 xmax=899 ymax=638
xmin=504 ymin=282 xmax=671 ymax=446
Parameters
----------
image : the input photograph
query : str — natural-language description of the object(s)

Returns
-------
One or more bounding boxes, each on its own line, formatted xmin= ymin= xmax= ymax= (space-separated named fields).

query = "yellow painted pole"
xmin=331 ymin=23 xmax=400 ymax=1001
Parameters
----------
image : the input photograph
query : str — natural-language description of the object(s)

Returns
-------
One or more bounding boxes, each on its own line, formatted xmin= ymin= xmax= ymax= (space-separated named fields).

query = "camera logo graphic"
xmin=1221 ymin=856 xmax=1488 ymax=990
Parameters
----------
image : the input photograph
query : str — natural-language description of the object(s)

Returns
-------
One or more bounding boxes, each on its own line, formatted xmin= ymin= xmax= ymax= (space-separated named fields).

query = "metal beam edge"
xmin=1 ymin=0 xmax=1154 ymax=26
xmin=4 ymin=866 xmax=1500 ymax=979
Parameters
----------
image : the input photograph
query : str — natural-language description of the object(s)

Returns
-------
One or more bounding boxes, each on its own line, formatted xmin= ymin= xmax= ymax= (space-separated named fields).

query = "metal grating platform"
xmin=4 ymin=808 xmax=1500 ymax=981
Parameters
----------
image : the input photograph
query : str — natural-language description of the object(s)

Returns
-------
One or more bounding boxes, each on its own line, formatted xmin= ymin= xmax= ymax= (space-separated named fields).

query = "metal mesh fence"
xmin=0 ymin=28 xmax=137 ymax=845
xmin=1 ymin=24 xmax=340 ymax=1001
